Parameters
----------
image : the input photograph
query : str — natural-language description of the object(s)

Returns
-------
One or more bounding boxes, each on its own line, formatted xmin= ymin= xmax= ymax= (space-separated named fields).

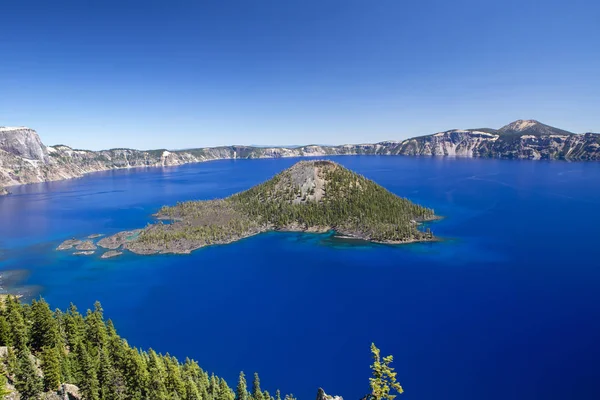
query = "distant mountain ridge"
xmin=1 ymin=120 xmax=599 ymax=195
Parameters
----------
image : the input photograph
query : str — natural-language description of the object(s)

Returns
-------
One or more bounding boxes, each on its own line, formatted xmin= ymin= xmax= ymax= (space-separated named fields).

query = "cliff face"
xmin=1 ymin=120 xmax=599 ymax=195
xmin=0 ymin=127 xmax=49 ymax=162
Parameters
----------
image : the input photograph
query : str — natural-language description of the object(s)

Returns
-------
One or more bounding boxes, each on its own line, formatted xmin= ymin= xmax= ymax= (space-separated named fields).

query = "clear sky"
xmin=1 ymin=0 xmax=599 ymax=150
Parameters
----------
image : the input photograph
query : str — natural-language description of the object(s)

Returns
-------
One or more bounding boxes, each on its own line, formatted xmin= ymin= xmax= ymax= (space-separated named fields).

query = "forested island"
xmin=0 ymin=296 xmax=403 ymax=399
xmin=61 ymin=160 xmax=437 ymax=256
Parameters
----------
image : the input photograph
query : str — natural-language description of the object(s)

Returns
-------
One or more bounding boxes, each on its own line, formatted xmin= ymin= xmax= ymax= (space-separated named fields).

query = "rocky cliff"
xmin=1 ymin=120 xmax=599 ymax=195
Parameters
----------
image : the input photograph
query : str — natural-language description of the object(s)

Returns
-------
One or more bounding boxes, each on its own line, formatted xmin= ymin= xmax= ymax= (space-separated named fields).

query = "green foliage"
xmin=75 ymin=341 xmax=100 ymax=400
xmin=4 ymin=346 xmax=18 ymax=377
xmin=6 ymin=297 xmax=29 ymax=352
xmin=0 ymin=362 xmax=11 ymax=398
xmin=30 ymin=299 xmax=62 ymax=353
xmin=15 ymin=348 xmax=43 ymax=399
xmin=0 ymin=315 xmax=11 ymax=346
xmin=369 ymin=343 xmax=403 ymax=400
xmin=40 ymin=346 xmax=61 ymax=391
xmin=252 ymin=372 xmax=263 ymax=400
xmin=236 ymin=371 xmax=248 ymax=400
xmin=0 ymin=297 xmax=241 ymax=400
xmin=137 ymin=161 xmax=436 ymax=249
xmin=1 ymin=296 xmax=403 ymax=400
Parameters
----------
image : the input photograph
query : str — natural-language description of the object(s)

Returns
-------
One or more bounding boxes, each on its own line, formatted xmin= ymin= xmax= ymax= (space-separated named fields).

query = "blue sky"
xmin=1 ymin=0 xmax=598 ymax=150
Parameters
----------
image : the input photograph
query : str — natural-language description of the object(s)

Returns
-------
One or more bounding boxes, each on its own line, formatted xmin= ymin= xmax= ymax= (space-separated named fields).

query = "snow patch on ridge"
xmin=0 ymin=126 xmax=29 ymax=132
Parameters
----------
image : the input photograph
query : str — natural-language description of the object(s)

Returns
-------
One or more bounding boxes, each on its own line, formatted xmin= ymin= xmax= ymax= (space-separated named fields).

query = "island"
xmin=90 ymin=160 xmax=437 ymax=255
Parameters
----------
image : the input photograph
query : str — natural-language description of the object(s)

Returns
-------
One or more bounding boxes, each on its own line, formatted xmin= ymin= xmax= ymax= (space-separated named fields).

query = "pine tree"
xmin=165 ymin=355 xmax=186 ymax=399
xmin=219 ymin=377 xmax=234 ymax=400
xmin=64 ymin=304 xmax=85 ymax=351
xmin=121 ymin=347 xmax=149 ymax=400
xmin=236 ymin=372 xmax=248 ymax=400
xmin=15 ymin=349 xmax=43 ymax=399
xmin=275 ymin=389 xmax=282 ymax=400
xmin=7 ymin=304 xmax=28 ymax=352
xmin=0 ymin=364 xmax=12 ymax=398
xmin=3 ymin=346 xmax=18 ymax=377
xmin=369 ymin=343 xmax=403 ymax=400
xmin=184 ymin=377 xmax=201 ymax=400
xmin=147 ymin=349 xmax=168 ymax=399
xmin=75 ymin=341 xmax=100 ymax=400
xmin=0 ymin=315 xmax=11 ymax=346
xmin=252 ymin=373 xmax=263 ymax=400
xmin=99 ymin=345 xmax=126 ymax=400
xmin=30 ymin=299 xmax=60 ymax=351
xmin=40 ymin=346 xmax=61 ymax=392
xmin=85 ymin=302 xmax=107 ymax=350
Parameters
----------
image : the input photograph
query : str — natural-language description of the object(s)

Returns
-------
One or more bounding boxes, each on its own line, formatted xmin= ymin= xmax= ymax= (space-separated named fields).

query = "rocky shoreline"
xmin=57 ymin=219 xmax=438 ymax=258
xmin=55 ymin=160 xmax=440 ymax=257
xmin=2 ymin=120 xmax=600 ymax=196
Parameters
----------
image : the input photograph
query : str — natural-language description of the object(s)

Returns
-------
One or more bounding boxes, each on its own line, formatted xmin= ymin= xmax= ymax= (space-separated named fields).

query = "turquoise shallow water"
xmin=1 ymin=156 xmax=600 ymax=400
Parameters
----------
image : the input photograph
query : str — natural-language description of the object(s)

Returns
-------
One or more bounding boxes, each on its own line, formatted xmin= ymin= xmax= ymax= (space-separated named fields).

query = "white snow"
xmin=470 ymin=131 xmax=497 ymax=138
xmin=0 ymin=126 xmax=28 ymax=132
xmin=512 ymin=120 xmax=537 ymax=131
xmin=521 ymin=135 xmax=536 ymax=140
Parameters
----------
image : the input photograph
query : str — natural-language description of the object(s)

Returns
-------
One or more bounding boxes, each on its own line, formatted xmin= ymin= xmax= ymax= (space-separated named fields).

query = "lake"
xmin=1 ymin=156 xmax=599 ymax=400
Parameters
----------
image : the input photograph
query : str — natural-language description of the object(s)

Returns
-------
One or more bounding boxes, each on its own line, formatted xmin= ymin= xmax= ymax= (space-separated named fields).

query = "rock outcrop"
xmin=75 ymin=241 xmax=97 ymax=251
xmin=1 ymin=120 xmax=599 ymax=195
xmin=316 ymin=388 xmax=343 ymax=400
xmin=0 ymin=346 xmax=81 ymax=400
xmin=56 ymin=239 xmax=82 ymax=250
xmin=0 ymin=127 xmax=49 ymax=162
xmin=100 ymin=250 xmax=123 ymax=259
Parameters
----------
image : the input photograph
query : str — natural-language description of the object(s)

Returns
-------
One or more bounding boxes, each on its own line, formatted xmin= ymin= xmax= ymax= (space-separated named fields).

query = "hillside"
xmin=57 ymin=161 xmax=437 ymax=256
xmin=1 ymin=120 xmax=599 ymax=195
xmin=2 ymin=296 xmax=389 ymax=400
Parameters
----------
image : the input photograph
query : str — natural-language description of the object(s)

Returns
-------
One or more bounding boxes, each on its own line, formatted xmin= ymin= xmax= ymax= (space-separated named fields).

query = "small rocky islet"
xmin=57 ymin=237 xmax=124 ymax=259
xmin=57 ymin=160 xmax=439 ymax=258
xmin=100 ymin=250 xmax=123 ymax=259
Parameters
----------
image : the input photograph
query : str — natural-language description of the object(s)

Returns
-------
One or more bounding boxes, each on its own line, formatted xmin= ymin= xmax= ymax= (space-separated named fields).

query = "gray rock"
xmin=1 ymin=120 xmax=599 ymax=197
xmin=0 ymin=126 xmax=49 ymax=162
xmin=57 ymin=239 xmax=82 ymax=251
xmin=100 ymin=250 xmax=123 ymax=259
xmin=58 ymin=383 xmax=81 ymax=400
xmin=87 ymin=234 xmax=104 ymax=239
xmin=98 ymin=230 xmax=141 ymax=249
xmin=316 ymin=388 xmax=343 ymax=400
xmin=73 ymin=251 xmax=94 ymax=256
xmin=75 ymin=240 xmax=97 ymax=251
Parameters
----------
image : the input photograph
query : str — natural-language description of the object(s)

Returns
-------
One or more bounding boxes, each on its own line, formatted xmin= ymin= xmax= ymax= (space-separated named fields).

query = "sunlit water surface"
xmin=1 ymin=156 xmax=599 ymax=400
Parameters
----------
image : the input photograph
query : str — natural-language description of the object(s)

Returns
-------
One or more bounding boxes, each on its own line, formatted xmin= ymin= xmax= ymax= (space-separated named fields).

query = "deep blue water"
xmin=1 ymin=156 xmax=599 ymax=400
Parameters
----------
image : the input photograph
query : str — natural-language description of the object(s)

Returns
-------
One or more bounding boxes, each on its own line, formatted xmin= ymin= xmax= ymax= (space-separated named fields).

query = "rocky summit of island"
xmin=57 ymin=160 xmax=437 ymax=255
xmin=1 ymin=120 xmax=599 ymax=195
